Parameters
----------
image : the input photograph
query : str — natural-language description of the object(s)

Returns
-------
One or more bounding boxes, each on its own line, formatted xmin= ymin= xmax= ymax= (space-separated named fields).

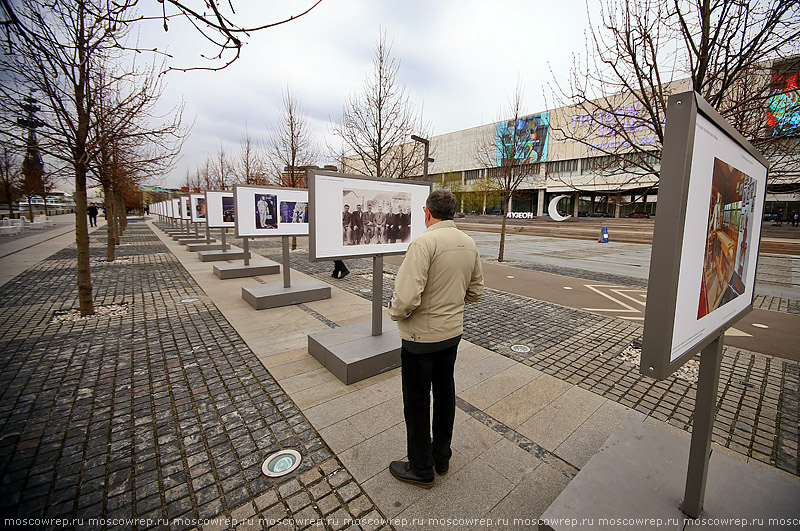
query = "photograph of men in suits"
xmin=342 ymin=204 xmax=352 ymax=244
xmin=362 ymin=203 xmax=375 ymax=244
xmin=350 ymin=204 xmax=364 ymax=244
xmin=373 ymin=204 xmax=387 ymax=244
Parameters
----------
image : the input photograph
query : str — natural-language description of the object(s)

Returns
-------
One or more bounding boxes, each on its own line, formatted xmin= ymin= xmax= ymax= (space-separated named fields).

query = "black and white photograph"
xmin=342 ymin=189 xmax=412 ymax=246
xmin=254 ymin=194 xmax=278 ymax=229
xmin=280 ymin=201 xmax=308 ymax=223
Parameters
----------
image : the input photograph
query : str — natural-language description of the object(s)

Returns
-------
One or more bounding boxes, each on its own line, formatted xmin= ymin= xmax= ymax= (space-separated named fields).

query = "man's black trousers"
xmin=400 ymin=341 xmax=459 ymax=475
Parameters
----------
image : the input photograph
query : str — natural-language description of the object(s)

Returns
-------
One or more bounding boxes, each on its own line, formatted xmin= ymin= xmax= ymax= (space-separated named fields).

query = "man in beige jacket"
xmin=387 ymin=189 xmax=483 ymax=488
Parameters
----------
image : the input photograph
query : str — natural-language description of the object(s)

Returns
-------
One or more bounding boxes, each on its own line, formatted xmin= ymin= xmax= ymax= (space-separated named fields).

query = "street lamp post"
xmin=411 ymin=134 xmax=430 ymax=181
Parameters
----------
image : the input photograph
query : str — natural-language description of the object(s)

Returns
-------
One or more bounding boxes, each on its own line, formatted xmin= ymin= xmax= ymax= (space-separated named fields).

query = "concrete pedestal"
xmin=308 ymin=317 xmax=401 ymax=385
xmin=197 ymin=247 xmax=244 ymax=262
xmin=178 ymin=237 xmax=214 ymax=245
xmin=539 ymin=418 xmax=800 ymax=530
xmin=241 ymin=278 xmax=330 ymax=310
xmin=213 ymin=260 xmax=280 ymax=279
xmin=186 ymin=242 xmax=229 ymax=252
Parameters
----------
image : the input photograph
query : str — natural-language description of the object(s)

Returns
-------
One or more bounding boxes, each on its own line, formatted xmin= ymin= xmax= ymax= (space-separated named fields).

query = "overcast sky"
xmin=133 ymin=0 xmax=595 ymax=188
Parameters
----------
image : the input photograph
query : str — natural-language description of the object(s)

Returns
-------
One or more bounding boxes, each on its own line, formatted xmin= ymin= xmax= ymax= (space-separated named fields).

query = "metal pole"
xmin=682 ymin=333 xmax=724 ymax=518
xmin=423 ymin=142 xmax=429 ymax=180
xmin=282 ymin=235 xmax=291 ymax=288
xmin=220 ymin=228 xmax=227 ymax=252
xmin=205 ymin=224 xmax=211 ymax=243
xmin=194 ymin=223 xmax=199 ymax=237
xmin=372 ymin=255 xmax=383 ymax=336
xmin=242 ymin=237 xmax=250 ymax=266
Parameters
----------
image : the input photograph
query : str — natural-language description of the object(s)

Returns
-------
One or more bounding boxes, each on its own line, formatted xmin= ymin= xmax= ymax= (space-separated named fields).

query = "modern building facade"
xmin=411 ymin=60 xmax=799 ymax=219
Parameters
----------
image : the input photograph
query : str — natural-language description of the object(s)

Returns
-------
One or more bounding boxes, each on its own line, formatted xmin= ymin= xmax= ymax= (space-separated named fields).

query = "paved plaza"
xmin=0 ymin=215 xmax=798 ymax=529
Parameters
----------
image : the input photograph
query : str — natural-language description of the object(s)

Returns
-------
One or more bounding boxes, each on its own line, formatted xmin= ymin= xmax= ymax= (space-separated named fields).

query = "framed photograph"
xmin=190 ymin=193 xmax=206 ymax=223
xmin=641 ymin=92 xmax=768 ymax=380
xmin=205 ymin=190 xmax=235 ymax=229
xmin=180 ymin=196 xmax=191 ymax=221
xmin=233 ymin=185 xmax=309 ymax=238
xmin=308 ymin=169 xmax=432 ymax=261
xmin=171 ymin=198 xmax=180 ymax=220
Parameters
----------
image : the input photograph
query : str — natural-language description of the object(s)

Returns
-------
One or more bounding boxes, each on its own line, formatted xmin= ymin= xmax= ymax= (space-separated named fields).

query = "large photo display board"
xmin=204 ymin=191 xmax=235 ymax=229
xmin=233 ymin=185 xmax=309 ymax=238
xmin=309 ymin=170 xmax=432 ymax=260
xmin=641 ymin=92 xmax=768 ymax=379
xmin=171 ymin=198 xmax=180 ymax=220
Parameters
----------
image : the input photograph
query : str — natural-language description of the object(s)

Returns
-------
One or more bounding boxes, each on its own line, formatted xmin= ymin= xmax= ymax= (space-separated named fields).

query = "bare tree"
xmin=0 ymin=0 xmax=324 ymax=73
xmin=0 ymin=145 xmax=21 ymax=217
xmin=548 ymin=0 xmax=800 ymax=193
xmin=267 ymin=88 xmax=319 ymax=187
xmin=210 ymin=143 xmax=236 ymax=190
xmin=476 ymin=82 xmax=545 ymax=262
xmin=237 ymin=129 xmax=267 ymax=185
xmin=330 ymin=30 xmax=429 ymax=179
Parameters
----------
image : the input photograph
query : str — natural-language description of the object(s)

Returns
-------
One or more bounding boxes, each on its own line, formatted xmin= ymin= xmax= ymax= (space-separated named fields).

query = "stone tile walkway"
xmin=249 ymin=238 xmax=800 ymax=477
xmin=0 ymin=223 xmax=385 ymax=529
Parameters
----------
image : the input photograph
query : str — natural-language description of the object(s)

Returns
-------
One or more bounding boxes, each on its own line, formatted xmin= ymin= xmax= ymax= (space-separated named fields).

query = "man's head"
xmin=425 ymin=190 xmax=457 ymax=223
xmin=344 ymin=204 xmax=350 ymax=212
xmin=357 ymin=204 xmax=362 ymax=211
xmin=377 ymin=205 xmax=382 ymax=212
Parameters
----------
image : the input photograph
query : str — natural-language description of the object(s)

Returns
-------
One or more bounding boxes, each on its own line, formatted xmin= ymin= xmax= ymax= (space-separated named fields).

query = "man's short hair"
xmin=426 ymin=190 xmax=457 ymax=220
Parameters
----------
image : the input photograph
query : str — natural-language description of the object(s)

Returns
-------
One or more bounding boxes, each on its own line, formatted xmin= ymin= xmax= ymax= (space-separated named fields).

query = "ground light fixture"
xmin=511 ymin=345 xmax=531 ymax=353
xmin=262 ymin=449 xmax=302 ymax=477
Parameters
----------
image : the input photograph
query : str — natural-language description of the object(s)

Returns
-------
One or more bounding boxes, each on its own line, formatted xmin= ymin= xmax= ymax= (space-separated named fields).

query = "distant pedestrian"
xmin=332 ymin=260 xmax=349 ymax=279
xmin=792 ymin=210 xmax=799 ymax=228
xmin=87 ymin=203 xmax=98 ymax=227
xmin=776 ymin=209 xmax=783 ymax=225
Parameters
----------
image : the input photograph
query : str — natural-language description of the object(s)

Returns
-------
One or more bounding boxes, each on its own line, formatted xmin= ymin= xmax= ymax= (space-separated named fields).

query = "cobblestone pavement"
xmin=0 ymin=224 xmax=386 ymax=529
xmin=250 ymin=239 xmax=799 ymax=477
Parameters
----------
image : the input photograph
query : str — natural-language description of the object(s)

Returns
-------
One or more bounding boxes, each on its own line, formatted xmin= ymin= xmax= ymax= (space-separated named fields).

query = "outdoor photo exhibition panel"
xmin=170 ymin=198 xmax=180 ymax=220
xmin=190 ymin=193 xmax=207 ymax=223
xmin=233 ymin=185 xmax=309 ymax=238
xmin=308 ymin=170 xmax=432 ymax=261
xmin=180 ymin=196 xmax=191 ymax=221
xmin=641 ymin=92 xmax=768 ymax=380
xmin=204 ymin=191 xmax=235 ymax=229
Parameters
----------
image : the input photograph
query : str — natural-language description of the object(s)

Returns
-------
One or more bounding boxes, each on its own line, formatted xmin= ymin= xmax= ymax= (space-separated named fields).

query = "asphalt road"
xmin=387 ymin=232 xmax=800 ymax=363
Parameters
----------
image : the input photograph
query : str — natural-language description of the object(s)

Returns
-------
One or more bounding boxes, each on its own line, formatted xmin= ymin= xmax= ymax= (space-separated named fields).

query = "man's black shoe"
xmin=331 ymin=272 xmax=338 ymax=278
xmin=435 ymin=462 xmax=449 ymax=475
xmin=389 ymin=461 xmax=433 ymax=488
xmin=340 ymin=270 xmax=349 ymax=279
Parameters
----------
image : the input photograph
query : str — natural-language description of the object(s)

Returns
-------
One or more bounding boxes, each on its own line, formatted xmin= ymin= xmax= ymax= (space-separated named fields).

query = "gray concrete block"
xmin=213 ymin=260 xmax=280 ymax=279
xmin=540 ymin=418 xmax=800 ymax=530
xmin=241 ymin=278 xmax=331 ymax=310
xmin=197 ymin=248 xmax=244 ymax=262
xmin=186 ymin=242 xmax=229 ymax=252
xmin=307 ymin=318 xmax=401 ymax=385
xmin=177 ymin=237 xmax=214 ymax=245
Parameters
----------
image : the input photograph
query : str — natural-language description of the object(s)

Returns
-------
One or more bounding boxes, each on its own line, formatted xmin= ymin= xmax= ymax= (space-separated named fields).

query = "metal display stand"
xmin=197 ymin=227 xmax=243 ymax=261
xmin=308 ymin=253 xmax=402 ymax=385
xmin=540 ymin=92 xmax=775 ymax=527
xmin=241 ymin=235 xmax=330 ymax=309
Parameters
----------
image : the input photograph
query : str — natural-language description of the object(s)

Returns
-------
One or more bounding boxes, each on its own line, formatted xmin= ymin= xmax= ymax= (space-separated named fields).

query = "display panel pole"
xmin=242 ymin=237 xmax=250 ymax=266
xmin=682 ymin=333 xmax=724 ymax=518
xmin=194 ymin=223 xmax=199 ymax=237
xmin=372 ymin=255 xmax=383 ymax=336
xmin=282 ymin=235 xmax=291 ymax=288
xmin=205 ymin=224 xmax=211 ymax=243
xmin=220 ymin=228 xmax=227 ymax=252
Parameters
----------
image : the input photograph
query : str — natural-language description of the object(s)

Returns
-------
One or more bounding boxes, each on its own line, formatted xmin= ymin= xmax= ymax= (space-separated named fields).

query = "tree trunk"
xmin=103 ymin=183 xmax=115 ymax=261
xmin=498 ymin=192 xmax=509 ymax=262
xmin=75 ymin=164 xmax=94 ymax=316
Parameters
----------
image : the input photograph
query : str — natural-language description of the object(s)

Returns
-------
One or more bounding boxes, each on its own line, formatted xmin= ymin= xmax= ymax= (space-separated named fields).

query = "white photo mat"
xmin=204 ymin=191 xmax=235 ymax=229
xmin=233 ymin=186 xmax=309 ymax=238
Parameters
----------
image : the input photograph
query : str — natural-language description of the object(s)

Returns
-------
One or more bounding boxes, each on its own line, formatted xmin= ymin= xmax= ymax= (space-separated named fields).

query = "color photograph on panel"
xmin=698 ymin=158 xmax=757 ymax=319
xmin=222 ymin=196 xmax=235 ymax=223
xmin=255 ymin=194 xmax=278 ymax=229
xmin=280 ymin=201 xmax=308 ymax=223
